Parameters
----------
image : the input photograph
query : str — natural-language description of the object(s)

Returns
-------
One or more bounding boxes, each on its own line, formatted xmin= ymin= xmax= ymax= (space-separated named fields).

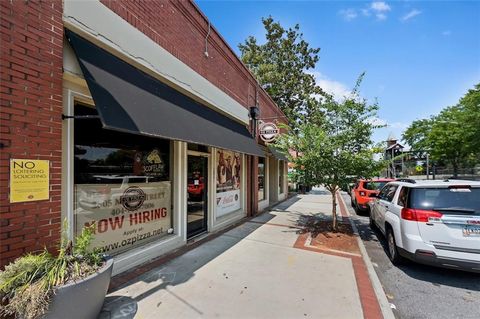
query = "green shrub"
xmin=0 ymin=223 xmax=104 ymax=319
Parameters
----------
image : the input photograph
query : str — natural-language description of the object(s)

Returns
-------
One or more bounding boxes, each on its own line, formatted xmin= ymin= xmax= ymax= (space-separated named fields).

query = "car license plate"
xmin=463 ymin=226 xmax=480 ymax=237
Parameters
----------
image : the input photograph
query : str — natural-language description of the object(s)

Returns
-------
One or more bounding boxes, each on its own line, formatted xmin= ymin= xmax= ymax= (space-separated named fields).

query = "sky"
xmin=196 ymin=0 xmax=480 ymax=144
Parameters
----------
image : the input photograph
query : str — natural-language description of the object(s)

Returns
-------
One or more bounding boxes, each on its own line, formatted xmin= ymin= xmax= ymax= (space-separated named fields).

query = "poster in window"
xmin=216 ymin=150 xmax=241 ymax=217
xmin=74 ymin=181 xmax=171 ymax=255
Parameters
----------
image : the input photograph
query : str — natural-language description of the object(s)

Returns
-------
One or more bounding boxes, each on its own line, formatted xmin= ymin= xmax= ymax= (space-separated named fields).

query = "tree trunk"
xmin=331 ymin=190 xmax=338 ymax=232
xmin=453 ymin=160 xmax=459 ymax=178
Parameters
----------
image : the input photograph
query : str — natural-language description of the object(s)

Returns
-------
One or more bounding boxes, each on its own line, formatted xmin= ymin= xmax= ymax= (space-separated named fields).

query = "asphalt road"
xmin=341 ymin=193 xmax=480 ymax=319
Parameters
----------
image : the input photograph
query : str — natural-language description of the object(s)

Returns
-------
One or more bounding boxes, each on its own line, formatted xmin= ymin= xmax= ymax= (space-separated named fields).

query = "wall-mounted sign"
xmin=10 ymin=159 xmax=49 ymax=203
xmin=259 ymin=122 xmax=279 ymax=143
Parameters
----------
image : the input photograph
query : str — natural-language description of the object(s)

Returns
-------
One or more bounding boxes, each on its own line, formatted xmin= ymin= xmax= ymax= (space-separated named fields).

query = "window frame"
xmin=397 ymin=186 xmax=410 ymax=207
xmin=384 ymin=185 xmax=398 ymax=202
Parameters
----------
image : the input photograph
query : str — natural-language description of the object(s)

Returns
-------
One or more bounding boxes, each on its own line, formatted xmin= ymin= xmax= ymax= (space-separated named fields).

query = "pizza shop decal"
xmin=74 ymin=181 xmax=171 ymax=255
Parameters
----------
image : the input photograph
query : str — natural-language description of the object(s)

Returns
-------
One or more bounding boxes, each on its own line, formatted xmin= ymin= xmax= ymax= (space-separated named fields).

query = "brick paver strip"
xmin=108 ymin=193 xmax=384 ymax=319
xmin=337 ymin=193 xmax=383 ymax=319
xmin=292 ymin=194 xmax=383 ymax=319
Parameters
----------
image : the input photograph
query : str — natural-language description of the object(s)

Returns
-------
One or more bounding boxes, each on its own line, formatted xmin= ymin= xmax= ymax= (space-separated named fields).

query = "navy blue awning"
xmin=66 ymin=30 xmax=264 ymax=156
xmin=269 ymin=147 xmax=288 ymax=161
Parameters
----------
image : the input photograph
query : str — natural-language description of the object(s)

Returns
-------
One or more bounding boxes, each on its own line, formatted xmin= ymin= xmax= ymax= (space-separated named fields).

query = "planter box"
xmin=44 ymin=258 xmax=114 ymax=319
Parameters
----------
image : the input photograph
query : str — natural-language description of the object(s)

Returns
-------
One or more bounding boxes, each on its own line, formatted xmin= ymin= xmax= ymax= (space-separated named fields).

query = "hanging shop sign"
xmin=259 ymin=122 xmax=279 ymax=143
xmin=10 ymin=159 xmax=49 ymax=203
xmin=216 ymin=149 xmax=242 ymax=217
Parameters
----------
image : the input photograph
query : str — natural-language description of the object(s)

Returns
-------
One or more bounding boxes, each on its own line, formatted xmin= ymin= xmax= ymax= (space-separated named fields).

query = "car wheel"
xmin=386 ymin=228 xmax=404 ymax=265
xmin=369 ymin=213 xmax=376 ymax=229
xmin=354 ymin=202 xmax=364 ymax=216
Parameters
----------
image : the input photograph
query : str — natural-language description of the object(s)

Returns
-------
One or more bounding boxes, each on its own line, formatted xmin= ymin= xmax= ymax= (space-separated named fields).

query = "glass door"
xmin=187 ymin=155 xmax=208 ymax=238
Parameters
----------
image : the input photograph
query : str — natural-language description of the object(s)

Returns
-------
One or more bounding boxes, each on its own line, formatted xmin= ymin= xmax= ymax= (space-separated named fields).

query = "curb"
xmin=337 ymin=192 xmax=396 ymax=319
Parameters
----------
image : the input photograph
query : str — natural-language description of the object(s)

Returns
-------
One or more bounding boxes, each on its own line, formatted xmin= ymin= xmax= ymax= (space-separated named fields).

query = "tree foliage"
xmin=402 ymin=83 xmax=480 ymax=177
xmin=276 ymin=75 xmax=385 ymax=230
xmin=239 ymin=16 xmax=323 ymax=126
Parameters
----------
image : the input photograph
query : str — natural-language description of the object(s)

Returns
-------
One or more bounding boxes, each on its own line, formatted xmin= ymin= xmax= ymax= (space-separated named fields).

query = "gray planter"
xmin=43 ymin=258 xmax=114 ymax=319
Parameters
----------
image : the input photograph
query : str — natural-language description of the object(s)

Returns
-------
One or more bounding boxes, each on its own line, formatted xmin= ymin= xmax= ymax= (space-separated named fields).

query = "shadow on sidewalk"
xmin=100 ymin=209 xmax=288 ymax=318
xmin=308 ymin=188 xmax=330 ymax=195
xmin=295 ymin=212 xmax=339 ymax=235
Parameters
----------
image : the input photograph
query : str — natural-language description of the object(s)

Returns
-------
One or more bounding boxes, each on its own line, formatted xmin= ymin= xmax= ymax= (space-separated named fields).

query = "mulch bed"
xmin=300 ymin=219 xmax=361 ymax=255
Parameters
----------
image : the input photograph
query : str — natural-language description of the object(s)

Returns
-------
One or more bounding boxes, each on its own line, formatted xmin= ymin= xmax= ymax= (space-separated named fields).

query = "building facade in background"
xmin=0 ymin=0 xmax=288 ymax=274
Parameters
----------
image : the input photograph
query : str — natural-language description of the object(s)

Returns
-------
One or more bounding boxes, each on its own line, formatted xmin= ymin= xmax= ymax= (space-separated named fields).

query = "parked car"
xmin=350 ymin=178 xmax=394 ymax=214
xmin=187 ymin=176 xmax=205 ymax=201
xmin=369 ymin=179 xmax=480 ymax=273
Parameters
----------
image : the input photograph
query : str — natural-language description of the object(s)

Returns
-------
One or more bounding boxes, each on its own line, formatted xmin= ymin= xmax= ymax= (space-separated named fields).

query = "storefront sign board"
xmin=259 ymin=122 xmax=279 ymax=143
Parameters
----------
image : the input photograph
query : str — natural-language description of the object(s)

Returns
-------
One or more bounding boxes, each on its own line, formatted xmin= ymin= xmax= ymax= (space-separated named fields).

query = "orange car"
xmin=350 ymin=178 xmax=394 ymax=214
xmin=187 ymin=176 xmax=205 ymax=201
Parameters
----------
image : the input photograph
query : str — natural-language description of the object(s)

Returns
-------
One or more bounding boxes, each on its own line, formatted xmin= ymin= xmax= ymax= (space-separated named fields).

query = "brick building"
xmin=0 ymin=0 xmax=288 ymax=274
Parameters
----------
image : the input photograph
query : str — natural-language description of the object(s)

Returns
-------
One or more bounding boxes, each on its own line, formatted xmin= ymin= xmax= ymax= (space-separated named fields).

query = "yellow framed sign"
xmin=10 ymin=159 xmax=50 ymax=203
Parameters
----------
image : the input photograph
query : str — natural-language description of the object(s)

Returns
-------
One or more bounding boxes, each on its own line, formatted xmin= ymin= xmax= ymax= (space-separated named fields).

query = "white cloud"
xmin=361 ymin=8 xmax=371 ymax=16
xmin=367 ymin=118 xmax=409 ymax=130
xmin=371 ymin=1 xmax=391 ymax=12
xmin=442 ymin=30 xmax=452 ymax=36
xmin=401 ymin=9 xmax=422 ymax=21
xmin=389 ymin=122 xmax=409 ymax=129
xmin=340 ymin=2 xmax=392 ymax=22
xmin=362 ymin=1 xmax=392 ymax=20
xmin=368 ymin=117 xmax=388 ymax=126
xmin=376 ymin=13 xmax=387 ymax=20
xmin=339 ymin=8 xmax=358 ymax=21
xmin=308 ymin=71 xmax=352 ymax=101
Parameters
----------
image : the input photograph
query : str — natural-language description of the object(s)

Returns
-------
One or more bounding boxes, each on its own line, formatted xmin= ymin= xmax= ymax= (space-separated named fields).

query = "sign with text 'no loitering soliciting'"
xmin=10 ymin=159 xmax=50 ymax=203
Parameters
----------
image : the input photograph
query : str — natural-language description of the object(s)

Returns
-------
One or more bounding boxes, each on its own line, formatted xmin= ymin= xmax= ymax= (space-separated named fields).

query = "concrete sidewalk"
xmin=100 ymin=190 xmax=386 ymax=319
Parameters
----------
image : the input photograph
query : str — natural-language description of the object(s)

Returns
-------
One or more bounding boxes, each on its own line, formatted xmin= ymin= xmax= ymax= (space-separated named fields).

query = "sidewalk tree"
xmin=239 ymin=16 xmax=323 ymax=126
xmin=276 ymin=75 xmax=385 ymax=230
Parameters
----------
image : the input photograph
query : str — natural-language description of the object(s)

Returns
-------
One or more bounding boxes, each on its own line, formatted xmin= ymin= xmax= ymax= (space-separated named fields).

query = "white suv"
xmin=369 ymin=179 xmax=480 ymax=273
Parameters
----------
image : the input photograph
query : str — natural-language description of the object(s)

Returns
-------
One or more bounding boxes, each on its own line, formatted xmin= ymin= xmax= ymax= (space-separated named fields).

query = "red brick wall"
xmin=0 ymin=0 xmax=63 ymax=267
xmin=0 ymin=0 xmax=286 ymax=266
xmin=99 ymin=0 xmax=285 ymax=124
xmin=99 ymin=0 xmax=287 ymax=218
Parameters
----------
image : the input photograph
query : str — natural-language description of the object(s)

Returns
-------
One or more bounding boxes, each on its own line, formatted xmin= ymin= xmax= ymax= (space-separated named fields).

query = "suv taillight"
xmin=401 ymin=208 xmax=443 ymax=222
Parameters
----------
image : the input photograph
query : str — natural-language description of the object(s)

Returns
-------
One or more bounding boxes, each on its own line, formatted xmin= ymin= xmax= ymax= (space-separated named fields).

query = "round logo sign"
xmin=120 ymin=186 xmax=146 ymax=211
xmin=259 ymin=122 xmax=279 ymax=143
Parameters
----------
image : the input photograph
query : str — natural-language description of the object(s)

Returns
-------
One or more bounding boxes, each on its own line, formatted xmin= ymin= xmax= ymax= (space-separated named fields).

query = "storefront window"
xmin=73 ymin=104 xmax=172 ymax=255
xmin=258 ymin=157 xmax=266 ymax=201
xmin=216 ymin=149 xmax=242 ymax=218
xmin=279 ymin=160 xmax=284 ymax=194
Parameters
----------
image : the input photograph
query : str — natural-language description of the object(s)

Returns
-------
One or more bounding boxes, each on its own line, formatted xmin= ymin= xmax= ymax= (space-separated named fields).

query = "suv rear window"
xmin=364 ymin=181 xmax=388 ymax=190
xmin=408 ymin=187 xmax=480 ymax=215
